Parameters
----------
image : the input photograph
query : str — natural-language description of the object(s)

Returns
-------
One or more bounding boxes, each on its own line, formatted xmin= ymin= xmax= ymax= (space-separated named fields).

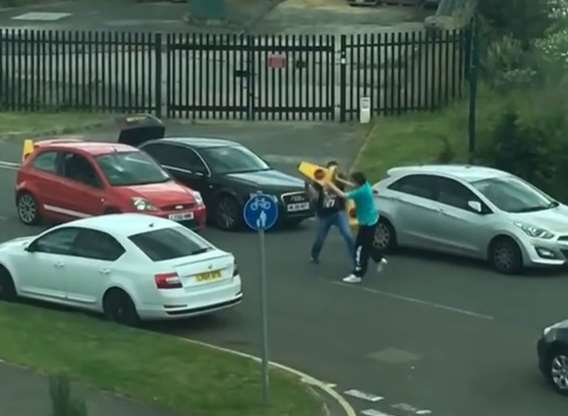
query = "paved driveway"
xmin=0 ymin=121 xmax=567 ymax=416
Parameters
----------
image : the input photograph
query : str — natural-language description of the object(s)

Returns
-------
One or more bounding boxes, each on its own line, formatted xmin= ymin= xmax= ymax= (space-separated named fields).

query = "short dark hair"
xmin=350 ymin=171 xmax=366 ymax=186
xmin=326 ymin=160 xmax=338 ymax=168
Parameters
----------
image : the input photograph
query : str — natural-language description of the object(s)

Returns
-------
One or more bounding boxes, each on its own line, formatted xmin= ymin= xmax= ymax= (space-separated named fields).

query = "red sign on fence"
xmin=267 ymin=54 xmax=287 ymax=69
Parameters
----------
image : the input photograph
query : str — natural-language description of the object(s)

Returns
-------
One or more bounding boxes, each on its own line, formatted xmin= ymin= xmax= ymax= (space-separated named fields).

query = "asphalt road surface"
xmin=0 ymin=124 xmax=568 ymax=416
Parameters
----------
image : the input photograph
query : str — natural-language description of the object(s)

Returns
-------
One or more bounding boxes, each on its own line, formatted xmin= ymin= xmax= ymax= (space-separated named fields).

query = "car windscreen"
xmin=129 ymin=226 xmax=212 ymax=261
xmin=96 ymin=151 xmax=170 ymax=186
xmin=471 ymin=176 xmax=555 ymax=213
xmin=199 ymin=145 xmax=270 ymax=174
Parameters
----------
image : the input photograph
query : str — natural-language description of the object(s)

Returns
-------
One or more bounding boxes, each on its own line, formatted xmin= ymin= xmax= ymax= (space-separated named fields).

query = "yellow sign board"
xmin=22 ymin=139 xmax=34 ymax=161
xmin=297 ymin=161 xmax=358 ymax=228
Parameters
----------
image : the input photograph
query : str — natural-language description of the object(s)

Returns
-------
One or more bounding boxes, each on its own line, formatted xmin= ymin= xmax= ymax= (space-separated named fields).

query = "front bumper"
xmin=537 ymin=336 xmax=550 ymax=376
xmin=520 ymin=235 xmax=568 ymax=268
xmin=138 ymin=275 xmax=242 ymax=320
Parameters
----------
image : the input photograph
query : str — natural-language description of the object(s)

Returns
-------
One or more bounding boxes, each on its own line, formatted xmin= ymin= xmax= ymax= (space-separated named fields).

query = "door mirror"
xmin=24 ymin=243 xmax=35 ymax=252
xmin=467 ymin=200 xmax=482 ymax=213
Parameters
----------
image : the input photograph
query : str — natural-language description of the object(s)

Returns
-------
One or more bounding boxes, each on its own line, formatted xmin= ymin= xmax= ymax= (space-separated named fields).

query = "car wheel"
xmin=490 ymin=237 xmax=522 ymax=274
xmin=103 ymin=289 xmax=140 ymax=326
xmin=547 ymin=349 xmax=568 ymax=395
xmin=17 ymin=192 xmax=41 ymax=225
xmin=0 ymin=267 xmax=16 ymax=302
xmin=215 ymin=195 xmax=241 ymax=231
xmin=374 ymin=219 xmax=397 ymax=252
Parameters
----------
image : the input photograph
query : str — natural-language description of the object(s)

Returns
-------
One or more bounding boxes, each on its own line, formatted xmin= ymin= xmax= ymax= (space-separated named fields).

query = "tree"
xmin=478 ymin=0 xmax=552 ymax=48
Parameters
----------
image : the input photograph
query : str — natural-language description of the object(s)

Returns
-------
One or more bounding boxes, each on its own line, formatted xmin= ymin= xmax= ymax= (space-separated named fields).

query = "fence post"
xmin=339 ymin=34 xmax=347 ymax=123
xmin=155 ymin=33 xmax=163 ymax=118
xmin=246 ymin=35 xmax=255 ymax=121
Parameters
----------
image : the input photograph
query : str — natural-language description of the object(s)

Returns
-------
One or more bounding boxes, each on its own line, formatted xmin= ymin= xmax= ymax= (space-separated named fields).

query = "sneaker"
xmin=377 ymin=258 xmax=388 ymax=273
xmin=342 ymin=274 xmax=362 ymax=284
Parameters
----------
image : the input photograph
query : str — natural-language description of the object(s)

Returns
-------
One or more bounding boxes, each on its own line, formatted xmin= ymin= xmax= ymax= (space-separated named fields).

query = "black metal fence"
xmin=0 ymin=27 xmax=470 ymax=122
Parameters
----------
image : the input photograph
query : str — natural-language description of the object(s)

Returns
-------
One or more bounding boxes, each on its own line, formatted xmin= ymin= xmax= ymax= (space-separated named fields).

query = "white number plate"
xmin=287 ymin=202 xmax=310 ymax=212
xmin=168 ymin=212 xmax=194 ymax=221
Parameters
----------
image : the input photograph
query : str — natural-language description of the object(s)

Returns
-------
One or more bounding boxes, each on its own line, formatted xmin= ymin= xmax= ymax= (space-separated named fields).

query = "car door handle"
xmin=53 ymin=261 xmax=64 ymax=269
xmin=99 ymin=268 xmax=110 ymax=275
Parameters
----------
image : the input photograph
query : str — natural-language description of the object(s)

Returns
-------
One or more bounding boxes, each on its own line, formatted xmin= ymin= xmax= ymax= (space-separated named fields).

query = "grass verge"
xmin=0 ymin=302 xmax=323 ymax=416
xmin=0 ymin=112 xmax=109 ymax=138
xmin=353 ymin=86 xmax=505 ymax=181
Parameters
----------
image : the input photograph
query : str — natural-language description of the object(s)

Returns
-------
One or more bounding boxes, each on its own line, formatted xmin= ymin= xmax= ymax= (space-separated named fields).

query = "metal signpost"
xmin=243 ymin=191 xmax=279 ymax=405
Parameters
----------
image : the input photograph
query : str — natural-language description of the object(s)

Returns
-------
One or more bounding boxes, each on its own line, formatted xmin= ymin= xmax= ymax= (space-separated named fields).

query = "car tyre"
xmin=490 ymin=237 xmax=522 ymax=274
xmin=546 ymin=348 xmax=568 ymax=395
xmin=215 ymin=195 xmax=241 ymax=231
xmin=374 ymin=219 xmax=397 ymax=252
xmin=103 ymin=289 xmax=140 ymax=326
xmin=17 ymin=192 xmax=41 ymax=225
xmin=0 ymin=267 xmax=17 ymax=302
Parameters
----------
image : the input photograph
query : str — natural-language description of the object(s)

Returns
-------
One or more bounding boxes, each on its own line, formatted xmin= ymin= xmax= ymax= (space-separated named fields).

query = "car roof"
xmin=386 ymin=164 xmax=508 ymax=183
xmin=62 ymin=213 xmax=175 ymax=237
xmin=36 ymin=140 xmax=135 ymax=156
xmin=143 ymin=137 xmax=240 ymax=149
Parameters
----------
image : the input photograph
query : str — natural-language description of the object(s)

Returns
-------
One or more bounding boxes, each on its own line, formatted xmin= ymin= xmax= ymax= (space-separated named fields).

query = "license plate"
xmin=195 ymin=270 xmax=222 ymax=282
xmin=287 ymin=202 xmax=310 ymax=212
xmin=168 ymin=211 xmax=194 ymax=221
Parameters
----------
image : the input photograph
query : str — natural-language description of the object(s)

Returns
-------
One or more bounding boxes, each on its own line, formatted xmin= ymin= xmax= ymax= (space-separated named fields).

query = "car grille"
xmin=161 ymin=203 xmax=195 ymax=211
xmin=281 ymin=192 xmax=308 ymax=205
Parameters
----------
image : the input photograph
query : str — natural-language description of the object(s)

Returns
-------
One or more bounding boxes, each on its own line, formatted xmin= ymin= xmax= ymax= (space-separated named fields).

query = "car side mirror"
xmin=467 ymin=200 xmax=482 ymax=214
xmin=24 ymin=243 xmax=35 ymax=252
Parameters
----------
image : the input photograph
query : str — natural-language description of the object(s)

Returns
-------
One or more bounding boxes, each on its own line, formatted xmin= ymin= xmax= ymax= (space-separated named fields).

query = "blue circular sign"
xmin=243 ymin=192 xmax=279 ymax=231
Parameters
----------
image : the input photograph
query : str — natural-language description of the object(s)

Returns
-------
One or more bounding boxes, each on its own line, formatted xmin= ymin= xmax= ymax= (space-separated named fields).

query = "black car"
xmin=537 ymin=320 xmax=568 ymax=395
xmin=139 ymin=137 xmax=314 ymax=230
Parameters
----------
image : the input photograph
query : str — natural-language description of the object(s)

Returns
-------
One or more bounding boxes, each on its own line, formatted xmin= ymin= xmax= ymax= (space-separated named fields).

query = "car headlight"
xmin=192 ymin=190 xmax=204 ymax=205
xmin=131 ymin=197 xmax=157 ymax=211
xmin=514 ymin=222 xmax=554 ymax=239
xmin=544 ymin=326 xmax=553 ymax=336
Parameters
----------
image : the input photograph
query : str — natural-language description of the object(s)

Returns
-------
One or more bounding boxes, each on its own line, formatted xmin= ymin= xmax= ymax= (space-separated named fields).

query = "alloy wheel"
xmin=551 ymin=354 xmax=568 ymax=392
xmin=374 ymin=222 xmax=392 ymax=250
xmin=18 ymin=193 xmax=38 ymax=224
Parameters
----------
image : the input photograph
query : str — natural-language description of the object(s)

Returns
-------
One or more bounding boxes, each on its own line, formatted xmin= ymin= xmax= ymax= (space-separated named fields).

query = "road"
xmin=0 ymin=121 xmax=568 ymax=416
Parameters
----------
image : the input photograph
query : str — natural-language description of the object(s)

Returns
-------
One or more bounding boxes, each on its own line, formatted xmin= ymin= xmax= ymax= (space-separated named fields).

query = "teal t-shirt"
xmin=346 ymin=182 xmax=378 ymax=226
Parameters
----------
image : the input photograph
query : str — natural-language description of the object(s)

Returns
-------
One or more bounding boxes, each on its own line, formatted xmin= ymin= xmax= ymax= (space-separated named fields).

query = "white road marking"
xmin=416 ymin=410 xmax=432 ymax=415
xmin=361 ymin=410 xmax=393 ymax=416
xmin=12 ymin=12 xmax=71 ymax=21
xmin=344 ymin=389 xmax=384 ymax=402
xmin=0 ymin=161 xmax=19 ymax=170
xmin=332 ymin=282 xmax=495 ymax=321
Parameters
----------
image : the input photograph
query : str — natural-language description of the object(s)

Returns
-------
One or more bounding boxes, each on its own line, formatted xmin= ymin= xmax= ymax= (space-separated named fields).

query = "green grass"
xmin=0 ymin=302 xmax=322 ymax=416
xmin=353 ymin=86 xmax=509 ymax=182
xmin=0 ymin=112 xmax=108 ymax=137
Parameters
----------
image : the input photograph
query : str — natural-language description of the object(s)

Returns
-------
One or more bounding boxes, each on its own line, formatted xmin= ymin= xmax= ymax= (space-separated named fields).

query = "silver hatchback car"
xmin=372 ymin=165 xmax=568 ymax=274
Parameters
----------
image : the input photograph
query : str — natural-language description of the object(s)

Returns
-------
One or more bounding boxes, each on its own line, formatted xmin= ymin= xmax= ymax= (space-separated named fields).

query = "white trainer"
xmin=342 ymin=274 xmax=362 ymax=284
xmin=377 ymin=258 xmax=388 ymax=273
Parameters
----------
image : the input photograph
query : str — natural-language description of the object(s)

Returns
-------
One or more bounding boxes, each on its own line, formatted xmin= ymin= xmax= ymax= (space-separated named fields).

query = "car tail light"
xmin=154 ymin=272 xmax=182 ymax=289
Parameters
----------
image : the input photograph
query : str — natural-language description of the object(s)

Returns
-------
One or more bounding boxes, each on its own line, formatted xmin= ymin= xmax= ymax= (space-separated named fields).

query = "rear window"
xmin=129 ymin=226 xmax=211 ymax=261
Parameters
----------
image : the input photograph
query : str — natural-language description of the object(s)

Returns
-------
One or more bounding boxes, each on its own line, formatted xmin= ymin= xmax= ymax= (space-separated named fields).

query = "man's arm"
xmin=325 ymin=181 xmax=348 ymax=199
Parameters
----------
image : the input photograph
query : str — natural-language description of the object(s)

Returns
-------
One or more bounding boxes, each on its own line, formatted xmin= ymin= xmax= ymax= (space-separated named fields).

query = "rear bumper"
xmin=138 ymin=276 xmax=242 ymax=320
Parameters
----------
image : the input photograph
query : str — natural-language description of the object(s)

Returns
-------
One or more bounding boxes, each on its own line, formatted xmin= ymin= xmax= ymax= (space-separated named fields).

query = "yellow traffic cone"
xmin=22 ymin=139 xmax=34 ymax=161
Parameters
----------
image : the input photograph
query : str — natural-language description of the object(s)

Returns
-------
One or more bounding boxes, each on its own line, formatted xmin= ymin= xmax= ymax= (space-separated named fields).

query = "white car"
xmin=0 ymin=214 xmax=242 ymax=324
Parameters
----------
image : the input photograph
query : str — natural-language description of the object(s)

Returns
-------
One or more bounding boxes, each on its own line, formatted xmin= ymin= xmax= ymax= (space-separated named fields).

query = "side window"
xmin=32 ymin=228 xmax=79 ymax=255
xmin=61 ymin=152 xmax=101 ymax=188
xmin=74 ymin=229 xmax=125 ymax=261
xmin=173 ymin=148 xmax=207 ymax=173
xmin=145 ymin=144 xmax=206 ymax=173
xmin=437 ymin=177 xmax=481 ymax=211
xmin=31 ymin=151 xmax=58 ymax=173
xmin=388 ymin=174 xmax=437 ymax=200
xmin=142 ymin=144 xmax=168 ymax=164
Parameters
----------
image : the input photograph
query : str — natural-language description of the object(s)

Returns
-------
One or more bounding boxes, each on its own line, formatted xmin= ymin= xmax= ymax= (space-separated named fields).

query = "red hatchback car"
xmin=15 ymin=139 xmax=207 ymax=229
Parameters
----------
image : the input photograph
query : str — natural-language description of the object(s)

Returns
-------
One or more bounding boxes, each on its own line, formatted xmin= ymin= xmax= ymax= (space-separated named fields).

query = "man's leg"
xmin=311 ymin=215 xmax=333 ymax=263
xmin=343 ymin=225 xmax=372 ymax=282
xmin=335 ymin=212 xmax=356 ymax=267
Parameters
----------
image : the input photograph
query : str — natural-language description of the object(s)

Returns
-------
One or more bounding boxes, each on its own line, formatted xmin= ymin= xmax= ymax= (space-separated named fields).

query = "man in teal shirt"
xmin=326 ymin=171 xmax=387 ymax=283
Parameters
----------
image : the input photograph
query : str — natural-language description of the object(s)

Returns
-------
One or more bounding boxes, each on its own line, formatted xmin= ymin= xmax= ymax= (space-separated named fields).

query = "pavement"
xmin=1 ymin=119 xmax=568 ymax=416
xmin=0 ymin=361 xmax=175 ymax=416
xmin=0 ymin=0 xmax=427 ymax=34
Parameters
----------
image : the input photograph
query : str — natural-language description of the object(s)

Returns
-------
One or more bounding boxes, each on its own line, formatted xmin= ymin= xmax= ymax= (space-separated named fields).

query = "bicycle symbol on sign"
xmin=250 ymin=197 xmax=272 ymax=211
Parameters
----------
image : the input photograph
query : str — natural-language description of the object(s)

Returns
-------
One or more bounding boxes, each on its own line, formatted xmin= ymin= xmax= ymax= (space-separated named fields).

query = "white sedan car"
xmin=0 ymin=214 xmax=242 ymax=325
